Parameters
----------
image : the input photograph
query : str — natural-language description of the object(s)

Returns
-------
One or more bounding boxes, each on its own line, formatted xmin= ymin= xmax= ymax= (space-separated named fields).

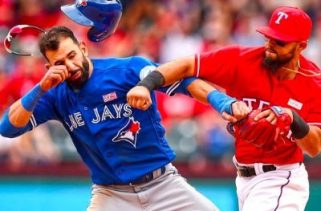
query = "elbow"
xmin=306 ymin=152 xmax=319 ymax=158
xmin=0 ymin=119 xmax=24 ymax=139
xmin=305 ymin=146 xmax=321 ymax=158
xmin=0 ymin=127 xmax=19 ymax=138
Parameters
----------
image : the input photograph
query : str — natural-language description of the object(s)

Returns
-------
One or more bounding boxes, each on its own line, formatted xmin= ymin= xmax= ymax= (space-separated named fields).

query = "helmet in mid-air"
xmin=61 ymin=0 xmax=122 ymax=42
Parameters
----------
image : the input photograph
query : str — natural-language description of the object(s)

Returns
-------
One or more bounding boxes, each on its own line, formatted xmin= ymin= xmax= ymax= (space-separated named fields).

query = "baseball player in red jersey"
xmin=127 ymin=6 xmax=321 ymax=211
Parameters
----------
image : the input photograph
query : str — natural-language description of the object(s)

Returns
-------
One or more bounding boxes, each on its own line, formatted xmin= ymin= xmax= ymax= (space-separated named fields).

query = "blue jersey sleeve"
xmin=0 ymin=91 xmax=58 ymax=137
xmin=157 ymin=77 xmax=197 ymax=96
xmin=127 ymin=56 xmax=158 ymax=84
xmin=31 ymin=91 xmax=59 ymax=126
xmin=19 ymin=91 xmax=58 ymax=132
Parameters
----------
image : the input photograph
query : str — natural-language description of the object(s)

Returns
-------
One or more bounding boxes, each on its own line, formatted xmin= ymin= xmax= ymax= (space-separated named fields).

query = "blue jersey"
xmin=17 ymin=56 xmax=191 ymax=185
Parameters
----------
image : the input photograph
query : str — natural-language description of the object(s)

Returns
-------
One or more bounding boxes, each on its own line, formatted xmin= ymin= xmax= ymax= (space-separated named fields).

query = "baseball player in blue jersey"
xmin=0 ymin=26 xmax=250 ymax=210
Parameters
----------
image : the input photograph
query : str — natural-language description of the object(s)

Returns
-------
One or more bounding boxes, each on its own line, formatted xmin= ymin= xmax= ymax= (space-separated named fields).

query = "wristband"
xmin=207 ymin=90 xmax=236 ymax=114
xmin=137 ymin=71 xmax=165 ymax=92
xmin=21 ymin=84 xmax=45 ymax=112
xmin=290 ymin=110 xmax=310 ymax=139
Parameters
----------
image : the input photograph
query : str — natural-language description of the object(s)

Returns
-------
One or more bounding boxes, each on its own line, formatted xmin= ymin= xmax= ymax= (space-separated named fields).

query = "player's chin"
xmin=67 ymin=76 xmax=87 ymax=89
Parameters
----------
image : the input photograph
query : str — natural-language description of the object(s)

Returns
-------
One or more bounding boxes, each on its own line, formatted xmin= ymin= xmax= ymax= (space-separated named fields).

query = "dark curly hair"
xmin=39 ymin=26 xmax=79 ymax=59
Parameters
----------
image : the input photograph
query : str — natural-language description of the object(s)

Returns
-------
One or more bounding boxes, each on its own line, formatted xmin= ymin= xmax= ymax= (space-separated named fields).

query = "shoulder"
xmin=91 ymin=56 xmax=156 ymax=70
xmin=299 ymin=56 xmax=321 ymax=83
xmin=91 ymin=57 xmax=132 ymax=70
xmin=300 ymin=55 xmax=321 ymax=71
xmin=202 ymin=45 xmax=263 ymax=58
xmin=127 ymin=56 xmax=157 ymax=68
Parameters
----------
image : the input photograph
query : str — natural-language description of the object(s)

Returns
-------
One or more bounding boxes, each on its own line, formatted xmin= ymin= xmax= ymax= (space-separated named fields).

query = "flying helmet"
xmin=61 ymin=0 xmax=122 ymax=42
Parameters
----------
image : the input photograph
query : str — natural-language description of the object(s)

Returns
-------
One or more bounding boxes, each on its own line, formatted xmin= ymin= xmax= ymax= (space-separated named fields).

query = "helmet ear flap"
xmin=87 ymin=14 xmax=121 ymax=42
xmin=88 ymin=27 xmax=110 ymax=42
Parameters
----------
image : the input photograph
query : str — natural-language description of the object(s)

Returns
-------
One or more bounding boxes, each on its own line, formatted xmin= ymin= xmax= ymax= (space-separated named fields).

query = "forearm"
xmin=187 ymin=79 xmax=215 ymax=104
xmin=296 ymin=125 xmax=321 ymax=157
xmin=137 ymin=57 xmax=195 ymax=92
xmin=0 ymin=84 xmax=45 ymax=137
xmin=8 ymin=100 xmax=33 ymax=127
xmin=289 ymin=110 xmax=321 ymax=157
xmin=157 ymin=56 xmax=195 ymax=86
xmin=187 ymin=79 xmax=236 ymax=114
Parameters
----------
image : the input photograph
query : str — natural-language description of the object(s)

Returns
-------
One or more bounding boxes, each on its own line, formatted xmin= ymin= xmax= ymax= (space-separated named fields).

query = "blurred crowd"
xmin=0 ymin=0 xmax=321 ymax=172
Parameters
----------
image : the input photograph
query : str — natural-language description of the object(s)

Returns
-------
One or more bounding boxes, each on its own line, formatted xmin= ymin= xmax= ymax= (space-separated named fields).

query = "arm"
xmin=290 ymin=110 xmax=321 ymax=157
xmin=157 ymin=56 xmax=195 ymax=86
xmin=296 ymin=126 xmax=321 ymax=157
xmin=0 ymin=65 xmax=68 ymax=137
xmin=253 ymin=108 xmax=321 ymax=157
xmin=186 ymin=79 xmax=249 ymax=122
xmin=135 ymin=56 xmax=195 ymax=93
xmin=127 ymin=77 xmax=249 ymax=121
xmin=127 ymin=55 xmax=206 ymax=110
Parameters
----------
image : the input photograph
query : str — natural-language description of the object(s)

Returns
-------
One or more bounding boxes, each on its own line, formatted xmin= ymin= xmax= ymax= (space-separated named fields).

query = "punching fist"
xmin=127 ymin=86 xmax=152 ymax=111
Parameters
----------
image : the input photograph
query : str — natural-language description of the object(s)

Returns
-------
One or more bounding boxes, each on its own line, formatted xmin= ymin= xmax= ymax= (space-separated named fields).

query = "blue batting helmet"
xmin=61 ymin=0 xmax=122 ymax=42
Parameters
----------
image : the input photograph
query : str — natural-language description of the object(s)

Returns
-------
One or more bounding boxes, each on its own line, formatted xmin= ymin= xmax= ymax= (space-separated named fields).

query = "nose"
xmin=65 ymin=60 xmax=77 ymax=72
xmin=265 ymin=39 xmax=273 ymax=48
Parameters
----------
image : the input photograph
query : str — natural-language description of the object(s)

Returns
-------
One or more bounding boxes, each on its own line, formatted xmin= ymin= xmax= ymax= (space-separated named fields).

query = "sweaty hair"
xmin=39 ymin=26 xmax=79 ymax=58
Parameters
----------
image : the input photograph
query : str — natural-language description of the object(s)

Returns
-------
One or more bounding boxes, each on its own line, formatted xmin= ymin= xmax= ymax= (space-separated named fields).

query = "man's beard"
xmin=66 ymin=55 xmax=90 ymax=90
xmin=263 ymin=48 xmax=296 ymax=73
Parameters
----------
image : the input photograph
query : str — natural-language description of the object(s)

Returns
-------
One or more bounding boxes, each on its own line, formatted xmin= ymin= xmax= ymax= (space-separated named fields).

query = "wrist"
xmin=207 ymin=90 xmax=236 ymax=114
xmin=290 ymin=110 xmax=310 ymax=139
xmin=39 ymin=81 xmax=50 ymax=92
xmin=137 ymin=71 xmax=165 ymax=92
xmin=21 ymin=84 xmax=46 ymax=112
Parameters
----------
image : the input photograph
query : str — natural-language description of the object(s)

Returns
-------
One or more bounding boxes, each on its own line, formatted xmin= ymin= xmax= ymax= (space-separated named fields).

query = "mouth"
xmin=265 ymin=48 xmax=277 ymax=57
xmin=69 ymin=70 xmax=82 ymax=81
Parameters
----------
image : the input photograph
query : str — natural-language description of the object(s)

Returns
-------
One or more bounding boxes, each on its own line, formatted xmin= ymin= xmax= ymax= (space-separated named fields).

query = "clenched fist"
xmin=127 ymin=86 xmax=152 ymax=110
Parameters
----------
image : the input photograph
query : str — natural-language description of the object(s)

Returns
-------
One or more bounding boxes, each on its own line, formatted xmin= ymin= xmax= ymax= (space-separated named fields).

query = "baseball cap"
xmin=257 ymin=6 xmax=312 ymax=42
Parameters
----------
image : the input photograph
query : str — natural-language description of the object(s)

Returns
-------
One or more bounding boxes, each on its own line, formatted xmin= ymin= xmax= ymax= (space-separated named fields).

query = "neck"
xmin=276 ymin=58 xmax=300 ymax=80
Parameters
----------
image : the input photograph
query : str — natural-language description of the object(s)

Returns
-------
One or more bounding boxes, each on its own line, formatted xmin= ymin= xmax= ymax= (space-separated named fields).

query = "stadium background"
xmin=0 ymin=0 xmax=320 ymax=210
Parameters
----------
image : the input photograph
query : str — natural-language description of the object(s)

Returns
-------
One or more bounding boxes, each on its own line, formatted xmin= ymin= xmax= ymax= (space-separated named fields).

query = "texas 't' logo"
xmin=275 ymin=12 xmax=288 ymax=24
xmin=112 ymin=117 xmax=141 ymax=147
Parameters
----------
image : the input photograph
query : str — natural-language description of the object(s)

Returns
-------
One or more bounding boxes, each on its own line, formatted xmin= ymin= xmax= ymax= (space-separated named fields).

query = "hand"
xmin=229 ymin=106 xmax=292 ymax=150
xmin=254 ymin=106 xmax=293 ymax=135
xmin=127 ymin=86 xmax=152 ymax=110
xmin=40 ymin=65 xmax=69 ymax=91
xmin=230 ymin=109 xmax=277 ymax=150
xmin=222 ymin=101 xmax=250 ymax=123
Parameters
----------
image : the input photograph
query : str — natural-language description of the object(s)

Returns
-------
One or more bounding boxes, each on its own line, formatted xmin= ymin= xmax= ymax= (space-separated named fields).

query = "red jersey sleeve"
xmin=194 ymin=46 xmax=241 ymax=88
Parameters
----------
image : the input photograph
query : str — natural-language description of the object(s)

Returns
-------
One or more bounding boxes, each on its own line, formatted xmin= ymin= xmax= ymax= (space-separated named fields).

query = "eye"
xmin=274 ymin=39 xmax=287 ymax=47
xmin=55 ymin=61 xmax=64 ymax=66
xmin=68 ymin=53 xmax=76 ymax=59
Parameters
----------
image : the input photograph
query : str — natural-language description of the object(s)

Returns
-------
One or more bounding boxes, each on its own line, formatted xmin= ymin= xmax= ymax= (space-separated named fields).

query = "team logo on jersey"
xmin=103 ymin=92 xmax=118 ymax=102
xmin=112 ymin=117 xmax=141 ymax=147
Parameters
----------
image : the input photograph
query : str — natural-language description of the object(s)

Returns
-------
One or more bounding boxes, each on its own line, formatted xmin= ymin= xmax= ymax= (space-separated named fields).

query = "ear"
xmin=299 ymin=41 xmax=307 ymax=50
xmin=79 ymin=41 xmax=88 ymax=56
xmin=45 ymin=63 xmax=51 ymax=70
